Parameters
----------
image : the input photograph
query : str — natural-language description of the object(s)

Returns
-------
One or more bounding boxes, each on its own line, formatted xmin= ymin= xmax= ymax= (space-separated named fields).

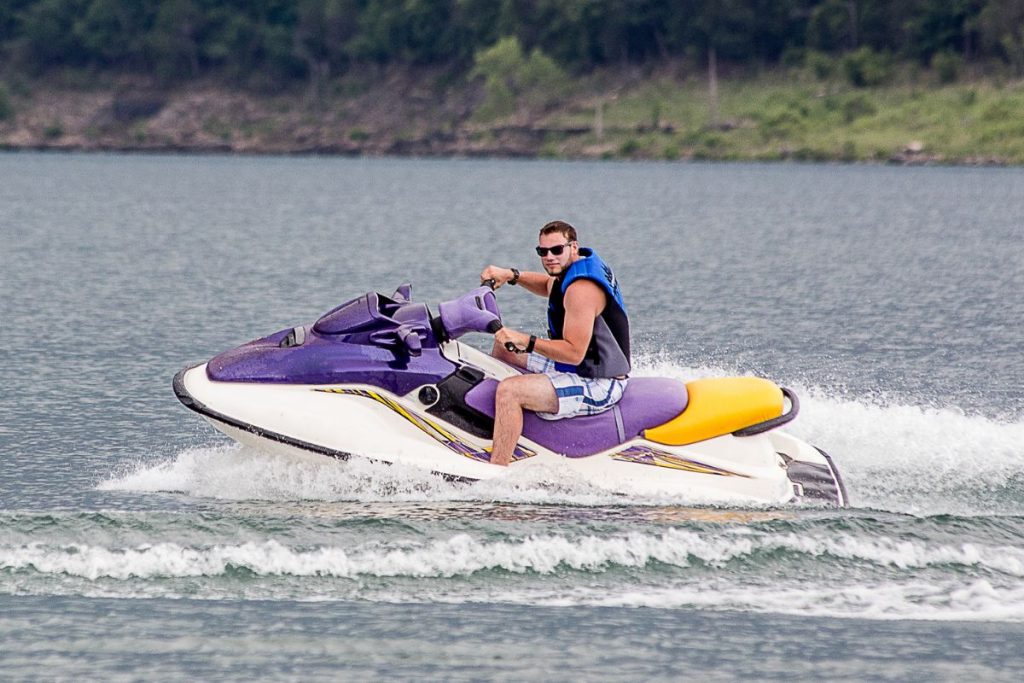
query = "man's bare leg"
xmin=491 ymin=374 xmax=558 ymax=466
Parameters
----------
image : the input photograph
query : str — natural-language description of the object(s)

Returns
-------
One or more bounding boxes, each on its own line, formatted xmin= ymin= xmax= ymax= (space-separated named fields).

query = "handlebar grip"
xmin=486 ymin=320 xmax=503 ymax=334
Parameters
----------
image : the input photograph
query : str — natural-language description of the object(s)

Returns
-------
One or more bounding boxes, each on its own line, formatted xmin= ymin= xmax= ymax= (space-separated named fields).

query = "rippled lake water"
xmin=2 ymin=153 xmax=1023 ymax=680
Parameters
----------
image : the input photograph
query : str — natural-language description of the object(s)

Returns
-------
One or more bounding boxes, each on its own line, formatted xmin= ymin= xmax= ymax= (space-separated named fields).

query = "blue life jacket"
xmin=546 ymin=248 xmax=631 ymax=378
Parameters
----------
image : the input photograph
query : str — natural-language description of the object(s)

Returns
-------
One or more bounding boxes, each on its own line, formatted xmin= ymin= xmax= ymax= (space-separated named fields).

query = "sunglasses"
xmin=535 ymin=242 xmax=574 ymax=257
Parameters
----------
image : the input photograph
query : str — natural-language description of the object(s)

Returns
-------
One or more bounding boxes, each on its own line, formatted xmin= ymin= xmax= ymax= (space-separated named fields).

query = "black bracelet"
xmin=525 ymin=334 xmax=536 ymax=354
xmin=508 ymin=267 xmax=520 ymax=286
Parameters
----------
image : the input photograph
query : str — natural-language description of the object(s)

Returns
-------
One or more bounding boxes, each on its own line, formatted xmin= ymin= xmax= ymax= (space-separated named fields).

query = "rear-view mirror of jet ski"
xmin=174 ymin=284 xmax=847 ymax=507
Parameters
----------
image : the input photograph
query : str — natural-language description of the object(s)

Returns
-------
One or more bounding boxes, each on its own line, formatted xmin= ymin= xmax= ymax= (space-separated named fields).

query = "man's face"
xmin=537 ymin=232 xmax=576 ymax=276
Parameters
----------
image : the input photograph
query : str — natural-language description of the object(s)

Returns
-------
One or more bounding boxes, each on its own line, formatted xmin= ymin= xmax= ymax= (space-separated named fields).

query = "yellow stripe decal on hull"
xmin=314 ymin=388 xmax=536 ymax=463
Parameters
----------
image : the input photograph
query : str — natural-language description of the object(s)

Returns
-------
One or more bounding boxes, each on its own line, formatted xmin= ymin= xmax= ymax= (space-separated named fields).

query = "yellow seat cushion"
xmin=643 ymin=377 xmax=784 ymax=446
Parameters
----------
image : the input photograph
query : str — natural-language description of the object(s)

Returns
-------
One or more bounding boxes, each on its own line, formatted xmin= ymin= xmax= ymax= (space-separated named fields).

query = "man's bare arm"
xmin=495 ymin=279 xmax=605 ymax=365
xmin=479 ymin=265 xmax=552 ymax=297
xmin=515 ymin=270 xmax=554 ymax=297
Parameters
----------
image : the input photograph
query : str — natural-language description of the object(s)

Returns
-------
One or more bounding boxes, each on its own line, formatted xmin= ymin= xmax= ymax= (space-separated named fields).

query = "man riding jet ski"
xmin=173 ymin=236 xmax=847 ymax=507
xmin=480 ymin=220 xmax=630 ymax=466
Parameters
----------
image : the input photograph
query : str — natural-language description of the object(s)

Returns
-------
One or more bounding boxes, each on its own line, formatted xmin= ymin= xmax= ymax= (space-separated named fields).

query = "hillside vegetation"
xmin=1 ymin=1 xmax=1023 ymax=162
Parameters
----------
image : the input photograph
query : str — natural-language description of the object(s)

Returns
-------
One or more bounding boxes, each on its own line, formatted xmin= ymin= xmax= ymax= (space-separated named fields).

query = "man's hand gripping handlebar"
xmin=481 ymin=278 xmax=534 ymax=354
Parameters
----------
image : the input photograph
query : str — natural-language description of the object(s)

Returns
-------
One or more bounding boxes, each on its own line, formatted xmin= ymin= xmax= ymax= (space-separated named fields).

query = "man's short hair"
xmin=539 ymin=220 xmax=578 ymax=242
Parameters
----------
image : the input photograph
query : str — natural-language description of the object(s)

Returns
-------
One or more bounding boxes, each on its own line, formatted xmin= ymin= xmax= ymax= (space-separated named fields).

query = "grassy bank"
xmin=1 ymin=65 xmax=1023 ymax=164
xmin=536 ymin=72 xmax=1024 ymax=164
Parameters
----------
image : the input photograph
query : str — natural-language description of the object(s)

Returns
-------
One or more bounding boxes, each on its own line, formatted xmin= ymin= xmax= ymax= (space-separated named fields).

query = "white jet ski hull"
xmin=175 ymin=349 xmax=846 ymax=506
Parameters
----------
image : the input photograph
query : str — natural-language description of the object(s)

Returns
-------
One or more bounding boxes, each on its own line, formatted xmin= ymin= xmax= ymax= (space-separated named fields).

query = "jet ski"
xmin=173 ymin=284 xmax=847 ymax=507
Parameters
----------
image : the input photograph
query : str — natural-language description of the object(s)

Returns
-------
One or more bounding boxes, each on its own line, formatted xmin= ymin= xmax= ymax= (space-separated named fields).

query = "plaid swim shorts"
xmin=526 ymin=353 xmax=628 ymax=421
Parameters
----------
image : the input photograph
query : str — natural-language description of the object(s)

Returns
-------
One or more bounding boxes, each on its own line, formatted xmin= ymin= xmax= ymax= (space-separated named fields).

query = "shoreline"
xmin=1 ymin=143 xmax=1011 ymax=167
xmin=2 ymin=70 xmax=1021 ymax=166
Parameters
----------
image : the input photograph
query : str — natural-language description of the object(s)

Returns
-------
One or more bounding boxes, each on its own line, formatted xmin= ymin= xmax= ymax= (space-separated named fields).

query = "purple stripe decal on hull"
xmin=612 ymin=445 xmax=748 ymax=477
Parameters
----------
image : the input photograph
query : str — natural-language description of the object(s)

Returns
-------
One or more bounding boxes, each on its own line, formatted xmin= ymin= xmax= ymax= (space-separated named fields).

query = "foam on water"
xmin=100 ymin=446 xmax=645 ymax=506
xmin=575 ymin=579 xmax=1024 ymax=622
xmin=787 ymin=386 xmax=1024 ymax=514
xmin=5 ymin=526 xmax=1024 ymax=620
xmin=101 ymin=446 xmax=455 ymax=502
xmin=7 ymin=527 xmax=1022 ymax=579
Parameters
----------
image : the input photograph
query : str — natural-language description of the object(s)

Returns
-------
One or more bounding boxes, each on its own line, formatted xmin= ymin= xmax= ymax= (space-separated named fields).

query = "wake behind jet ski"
xmin=173 ymin=283 xmax=847 ymax=507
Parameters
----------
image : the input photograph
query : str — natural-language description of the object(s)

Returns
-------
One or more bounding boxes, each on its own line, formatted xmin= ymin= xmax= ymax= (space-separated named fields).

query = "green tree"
xmin=75 ymin=0 xmax=155 ymax=69
xmin=402 ymin=0 xmax=461 ymax=63
xmin=1 ymin=1 xmax=35 ymax=43
xmin=198 ymin=1 xmax=304 ymax=85
xmin=470 ymin=35 xmax=567 ymax=119
xmin=748 ymin=0 xmax=814 ymax=66
xmin=807 ymin=0 xmax=857 ymax=52
xmin=150 ymin=0 xmax=204 ymax=79
xmin=842 ymin=45 xmax=891 ymax=86
xmin=292 ymin=0 xmax=360 ymax=99
xmin=449 ymin=0 xmax=502 ymax=64
xmin=16 ymin=0 xmax=88 ymax=70
xmin=201 ymin=7 xmax=258 ymax=79
xmin=691 ymin=0 xmax=757 ymax=61
xmin=901 ymin=0 xmax=985 ymax=62
xmin=349 ymin=0 xmax=465 ymax=65
xmin=980 ymin=0 xmax=1024 ymax=74
xmin=347 ymin=0 xmax=403 ymax=62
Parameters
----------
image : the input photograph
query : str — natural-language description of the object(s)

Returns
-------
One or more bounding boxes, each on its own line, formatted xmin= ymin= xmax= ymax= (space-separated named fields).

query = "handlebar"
xmin=478 ymin=279 xmax=525 ymax=352
xmin=439 ymin=278 xmax=524 ymax=353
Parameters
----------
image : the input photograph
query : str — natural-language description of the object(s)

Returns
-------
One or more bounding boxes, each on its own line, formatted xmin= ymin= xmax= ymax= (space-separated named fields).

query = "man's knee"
xmin=496 ymin=376 xmax=525 ymax=406
xmin=498 ymin=374 xmax=558 ymax=414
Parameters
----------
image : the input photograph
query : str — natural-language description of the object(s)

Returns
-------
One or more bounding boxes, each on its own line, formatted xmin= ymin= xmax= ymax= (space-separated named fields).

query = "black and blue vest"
xmin=547 ymin=248 xmax=631 ymax=378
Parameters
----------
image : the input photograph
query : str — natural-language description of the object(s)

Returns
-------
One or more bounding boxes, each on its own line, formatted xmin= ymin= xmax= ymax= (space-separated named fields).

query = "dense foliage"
xmin=2 ymin=0 xmax=1023 ymax=84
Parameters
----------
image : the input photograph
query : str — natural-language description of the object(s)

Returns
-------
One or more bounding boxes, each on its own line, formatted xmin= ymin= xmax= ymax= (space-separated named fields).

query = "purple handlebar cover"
xmin=438 ymin=287 xmax=502 ymax=340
